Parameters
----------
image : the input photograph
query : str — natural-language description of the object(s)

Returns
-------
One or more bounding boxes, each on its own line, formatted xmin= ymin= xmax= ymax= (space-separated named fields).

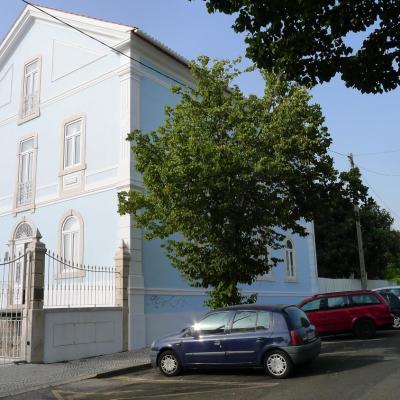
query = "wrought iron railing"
xmin=21 ymin=92 xmax=39 ymax=117
xmin=44 ymin=252 xmax=118 ymax=308
xmin=17 ymin=181 xmax=32 ymax=206
xmin=0 ymin=253 xmax=26 ymax=363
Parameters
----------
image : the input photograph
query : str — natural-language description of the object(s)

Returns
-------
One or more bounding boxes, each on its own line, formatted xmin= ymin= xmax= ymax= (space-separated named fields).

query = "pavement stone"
xmin=0 ymin=347 xmax=150 ymax=398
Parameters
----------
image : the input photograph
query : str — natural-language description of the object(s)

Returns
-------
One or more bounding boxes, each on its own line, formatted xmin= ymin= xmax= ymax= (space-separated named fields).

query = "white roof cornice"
xmin=0 ymin=4 xmax=190 ymax=73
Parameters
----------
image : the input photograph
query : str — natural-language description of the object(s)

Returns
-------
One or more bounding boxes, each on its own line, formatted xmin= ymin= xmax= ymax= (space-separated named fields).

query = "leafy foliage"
xmin=315 ymin=168 xmax=400 ymax=279
xmin=199 ymin=0 xmax=400 ymax=93
xmin=118 ymin=57 xmax=336 ymax=308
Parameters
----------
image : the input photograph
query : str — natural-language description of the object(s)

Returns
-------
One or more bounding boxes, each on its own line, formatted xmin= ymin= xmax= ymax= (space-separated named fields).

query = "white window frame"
xmin=13 ymin=133 xmax=38 ymax=213
xmin=59 ymin=114 xmax=86 ymax=195
xmin=18 ymin=56 xmax=41 ymax=124
xmin=57 ymin=210 xmax=84 ymax=278
xmin=284 ymin=238 xmax=297 ymax=282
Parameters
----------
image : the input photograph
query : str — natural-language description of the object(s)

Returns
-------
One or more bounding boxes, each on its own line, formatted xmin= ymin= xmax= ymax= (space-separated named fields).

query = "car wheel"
xmin=354 ymin=319 xmax=376 ymax=339
xmin=158 ymin=350 xmax=182 ymax=377
xmin=393 ymin=315 xmax=400 ymax=329
xmin=264 ymin=350 xmax=293 ymax=379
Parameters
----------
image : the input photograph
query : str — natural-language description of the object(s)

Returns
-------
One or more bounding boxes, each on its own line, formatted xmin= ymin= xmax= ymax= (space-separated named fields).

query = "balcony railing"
xmin=21 ymin=92 xmax=39 ymax=118
xmin=17 ymin=181 xmax=32 ymax=207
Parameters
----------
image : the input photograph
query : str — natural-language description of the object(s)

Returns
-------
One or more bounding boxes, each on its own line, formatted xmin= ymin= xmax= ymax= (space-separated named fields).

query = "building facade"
xmin=0 ymin=5 xmax=319 ymax=350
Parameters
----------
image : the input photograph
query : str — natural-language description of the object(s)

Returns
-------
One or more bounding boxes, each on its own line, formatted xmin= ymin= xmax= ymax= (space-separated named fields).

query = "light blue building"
xmin=0 ymin=5 xmax=318 ymax=349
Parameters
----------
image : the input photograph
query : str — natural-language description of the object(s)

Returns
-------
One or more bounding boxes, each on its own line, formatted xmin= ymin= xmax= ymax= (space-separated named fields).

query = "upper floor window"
xmin=15 ymin=135 xmax=37 ymax=211
xmin=285 ymin=238 xmax=297 ymax=281
xmin=64 ymin=119 xmax=82 ymax=169
xmin=19 ymin=57 xmax=41 ymax=123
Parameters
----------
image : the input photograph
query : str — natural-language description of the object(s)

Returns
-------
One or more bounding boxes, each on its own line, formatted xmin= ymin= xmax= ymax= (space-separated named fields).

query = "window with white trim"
xmin=20 ymin=58 xmax=41 ymax=121
xmin=62 ymin=216 xmax=80 ymax=267
xmin=64 ymin=119 xmax=82 ymax=169
xmin=58 ymin=211 xmax=84 ymax=277
xmin=15 ymin=136 xmax=37 ymax=210
xmin=285 ymin=239 xmax=296 ymax=280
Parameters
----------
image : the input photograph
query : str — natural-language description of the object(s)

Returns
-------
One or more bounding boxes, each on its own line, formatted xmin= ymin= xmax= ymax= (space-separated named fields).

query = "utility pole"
xmin=348 ymin=153 xmax=368 ymax=290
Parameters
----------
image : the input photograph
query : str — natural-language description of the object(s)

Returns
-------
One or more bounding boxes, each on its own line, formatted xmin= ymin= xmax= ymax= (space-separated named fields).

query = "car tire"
xmin=263 ymin=350 xmax=293 ymax=379
xmin=158 ymin=350 xmax=183 ymax=377
xmin=393 ymin=315 xmax=400 ymax=329
xmin=354 ymin=319 xmax=376 ymax=339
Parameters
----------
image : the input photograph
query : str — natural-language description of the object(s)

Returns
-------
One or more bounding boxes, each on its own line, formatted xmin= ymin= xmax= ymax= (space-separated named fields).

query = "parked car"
xmin=372 ymin=286 xmax=400 ymax=299
xmin=299 ymin=290 xmax=394 ymax=339
xmin=150 ymin=304 xmax=321 ymax=379
xmin=372 ymin=289 xmax=400 ymax=329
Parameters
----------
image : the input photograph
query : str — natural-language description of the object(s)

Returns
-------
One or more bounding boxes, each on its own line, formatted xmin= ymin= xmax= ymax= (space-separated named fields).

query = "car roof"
xmin=214 ymin=304 xmax=294 ymax=313
xmin=310 ymin=290 xmax=374 ymax=298
xmin=372 ymin=286 xmax=400 ymax=291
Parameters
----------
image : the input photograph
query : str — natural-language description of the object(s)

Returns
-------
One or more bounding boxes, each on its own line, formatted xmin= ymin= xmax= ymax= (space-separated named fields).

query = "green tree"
xmin=198 ymin=0 xmax=400 ymax=93
xmin=118 ymin=57 xmax=337 ymax=308
xmin=315 ymin=168 xmax=400 ymax=279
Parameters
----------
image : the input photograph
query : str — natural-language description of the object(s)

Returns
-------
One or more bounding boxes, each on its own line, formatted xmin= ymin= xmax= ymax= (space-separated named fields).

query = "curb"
xmin=94 ymin=362 xmax=152 ymax=379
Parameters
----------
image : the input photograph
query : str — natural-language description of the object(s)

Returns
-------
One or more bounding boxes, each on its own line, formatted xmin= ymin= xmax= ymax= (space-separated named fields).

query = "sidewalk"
xmin=0 ymin=348 xmax=151 ymax=398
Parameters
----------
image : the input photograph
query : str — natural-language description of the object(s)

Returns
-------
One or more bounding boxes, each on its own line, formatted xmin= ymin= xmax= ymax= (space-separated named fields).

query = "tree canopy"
xmin=118 ymin=57 xmax=337 ymax=308
xmin=314 ymin=168 xmax=400 ymax=279
xmin=199 ymin=0 xmax=400 ymax=93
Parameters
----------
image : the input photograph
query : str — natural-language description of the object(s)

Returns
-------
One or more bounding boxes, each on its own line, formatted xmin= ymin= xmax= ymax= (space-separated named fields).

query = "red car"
xmin=299 ymin=290 xmax=393 ymax=339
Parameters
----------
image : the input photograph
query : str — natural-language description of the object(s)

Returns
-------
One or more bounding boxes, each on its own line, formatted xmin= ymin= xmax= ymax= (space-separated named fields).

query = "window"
xmin=327 ymin=296 xmax=347 ymax=309
xmin=62 ymin=217 xmax=80 ymax=266
xmin=64 ymin=119 xmax=82 ymax=169
xmin=15 ymin=135 xmax=37 ymax=211
xmin=59 ymin=115 xmax=86 ymax=195
xmin=285 ymin=239 xmax=296 ymax=281
xmin=350 ymin=294 xmax=380 ymax=306
xmin=285 ymin=306 xmax=311 ymax=329
xmin=58 ymin=210 xmax=84 ymax=277
xmin=256 ymin=311 xmax=272 ymax=331
xmin=301 ymin=299 xmax=323 ymax=312
xmin=193 ymin=312 xmax=230 ymax=335
xmin=231 ymin=311 xmax=257 ymax=333
xmin=19 ymin=57 xmax=41 ymax=122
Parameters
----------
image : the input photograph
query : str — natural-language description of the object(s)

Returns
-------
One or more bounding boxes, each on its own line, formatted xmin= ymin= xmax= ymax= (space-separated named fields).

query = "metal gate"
xmin=0 ymin=253 xmax=26 ymax=364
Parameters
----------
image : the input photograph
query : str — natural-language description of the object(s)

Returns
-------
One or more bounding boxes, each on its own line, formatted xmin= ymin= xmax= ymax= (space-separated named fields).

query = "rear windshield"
xmin=285 ymin=306 xmax=311 ymax=329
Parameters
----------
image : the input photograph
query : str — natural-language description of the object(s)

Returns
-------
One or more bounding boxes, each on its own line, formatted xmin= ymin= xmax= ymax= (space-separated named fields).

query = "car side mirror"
xmin=189 ymin=326 xmax=199 ymax=338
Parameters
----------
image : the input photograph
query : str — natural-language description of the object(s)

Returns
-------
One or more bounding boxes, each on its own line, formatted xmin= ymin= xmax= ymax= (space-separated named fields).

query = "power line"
xmin=355 ymin=148 xmax=400 ymax=156
xmin=358 ymin=164 xmax=400 ymax=177
xmin=22 ymin=0 xmax=189 ymax=88
xmin=328 ymin=149 xmax=348 ymax=157
xmin=362 ymin=176 xmax=400 ymax=221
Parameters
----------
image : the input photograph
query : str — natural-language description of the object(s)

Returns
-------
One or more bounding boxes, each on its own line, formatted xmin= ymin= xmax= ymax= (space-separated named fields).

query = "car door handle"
xmin=256 ymin=337 xmax=266 ymax=342
xmin=213 ymin=340 xmax=221 ymax=346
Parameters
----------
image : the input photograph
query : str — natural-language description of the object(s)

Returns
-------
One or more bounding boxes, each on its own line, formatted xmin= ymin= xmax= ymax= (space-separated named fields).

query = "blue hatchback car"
xmin=150 ymin=304 xmax=321 ymax=378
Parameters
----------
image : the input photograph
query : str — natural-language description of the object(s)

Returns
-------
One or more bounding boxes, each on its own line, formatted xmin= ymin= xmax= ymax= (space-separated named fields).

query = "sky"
xmin=1 ymin=0 xmax=399 ymax=228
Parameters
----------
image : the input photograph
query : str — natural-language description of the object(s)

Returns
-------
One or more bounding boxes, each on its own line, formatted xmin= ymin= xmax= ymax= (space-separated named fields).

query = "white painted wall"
xmin=317 ymin=278 xmax=396 ymax=294
xmin=43 ymin=308 xmax=122 ymax=363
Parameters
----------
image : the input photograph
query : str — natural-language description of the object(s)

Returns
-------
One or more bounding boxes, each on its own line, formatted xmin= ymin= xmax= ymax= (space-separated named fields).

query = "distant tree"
xmin=314 ymin=168 xmax=400 ymax=279
xmin=118 ymin=57 xmax=337 ymax=308
xmin=198 ymin=0 xmax=400 ymax=93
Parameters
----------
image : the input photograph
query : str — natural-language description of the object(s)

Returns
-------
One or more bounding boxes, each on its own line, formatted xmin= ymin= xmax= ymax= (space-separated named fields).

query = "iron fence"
xmin=0 ymin=253 xmax=26 ymax=364
xmin=44 ymin=252 xmax=118 ymax=308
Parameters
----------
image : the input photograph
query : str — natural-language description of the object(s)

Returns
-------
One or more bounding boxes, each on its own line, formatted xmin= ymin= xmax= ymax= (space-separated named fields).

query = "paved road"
xmin=9 ymin=331 xmax=400 ymax=400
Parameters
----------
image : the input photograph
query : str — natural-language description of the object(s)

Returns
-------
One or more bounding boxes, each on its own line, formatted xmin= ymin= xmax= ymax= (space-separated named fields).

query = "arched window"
xmin=58 ymin=210 xmax=84 ymax=276
xmin=285 ymin=239 xmax=296 ymax=281
xmin=62 ymin=217 xmax=79 ymax=265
